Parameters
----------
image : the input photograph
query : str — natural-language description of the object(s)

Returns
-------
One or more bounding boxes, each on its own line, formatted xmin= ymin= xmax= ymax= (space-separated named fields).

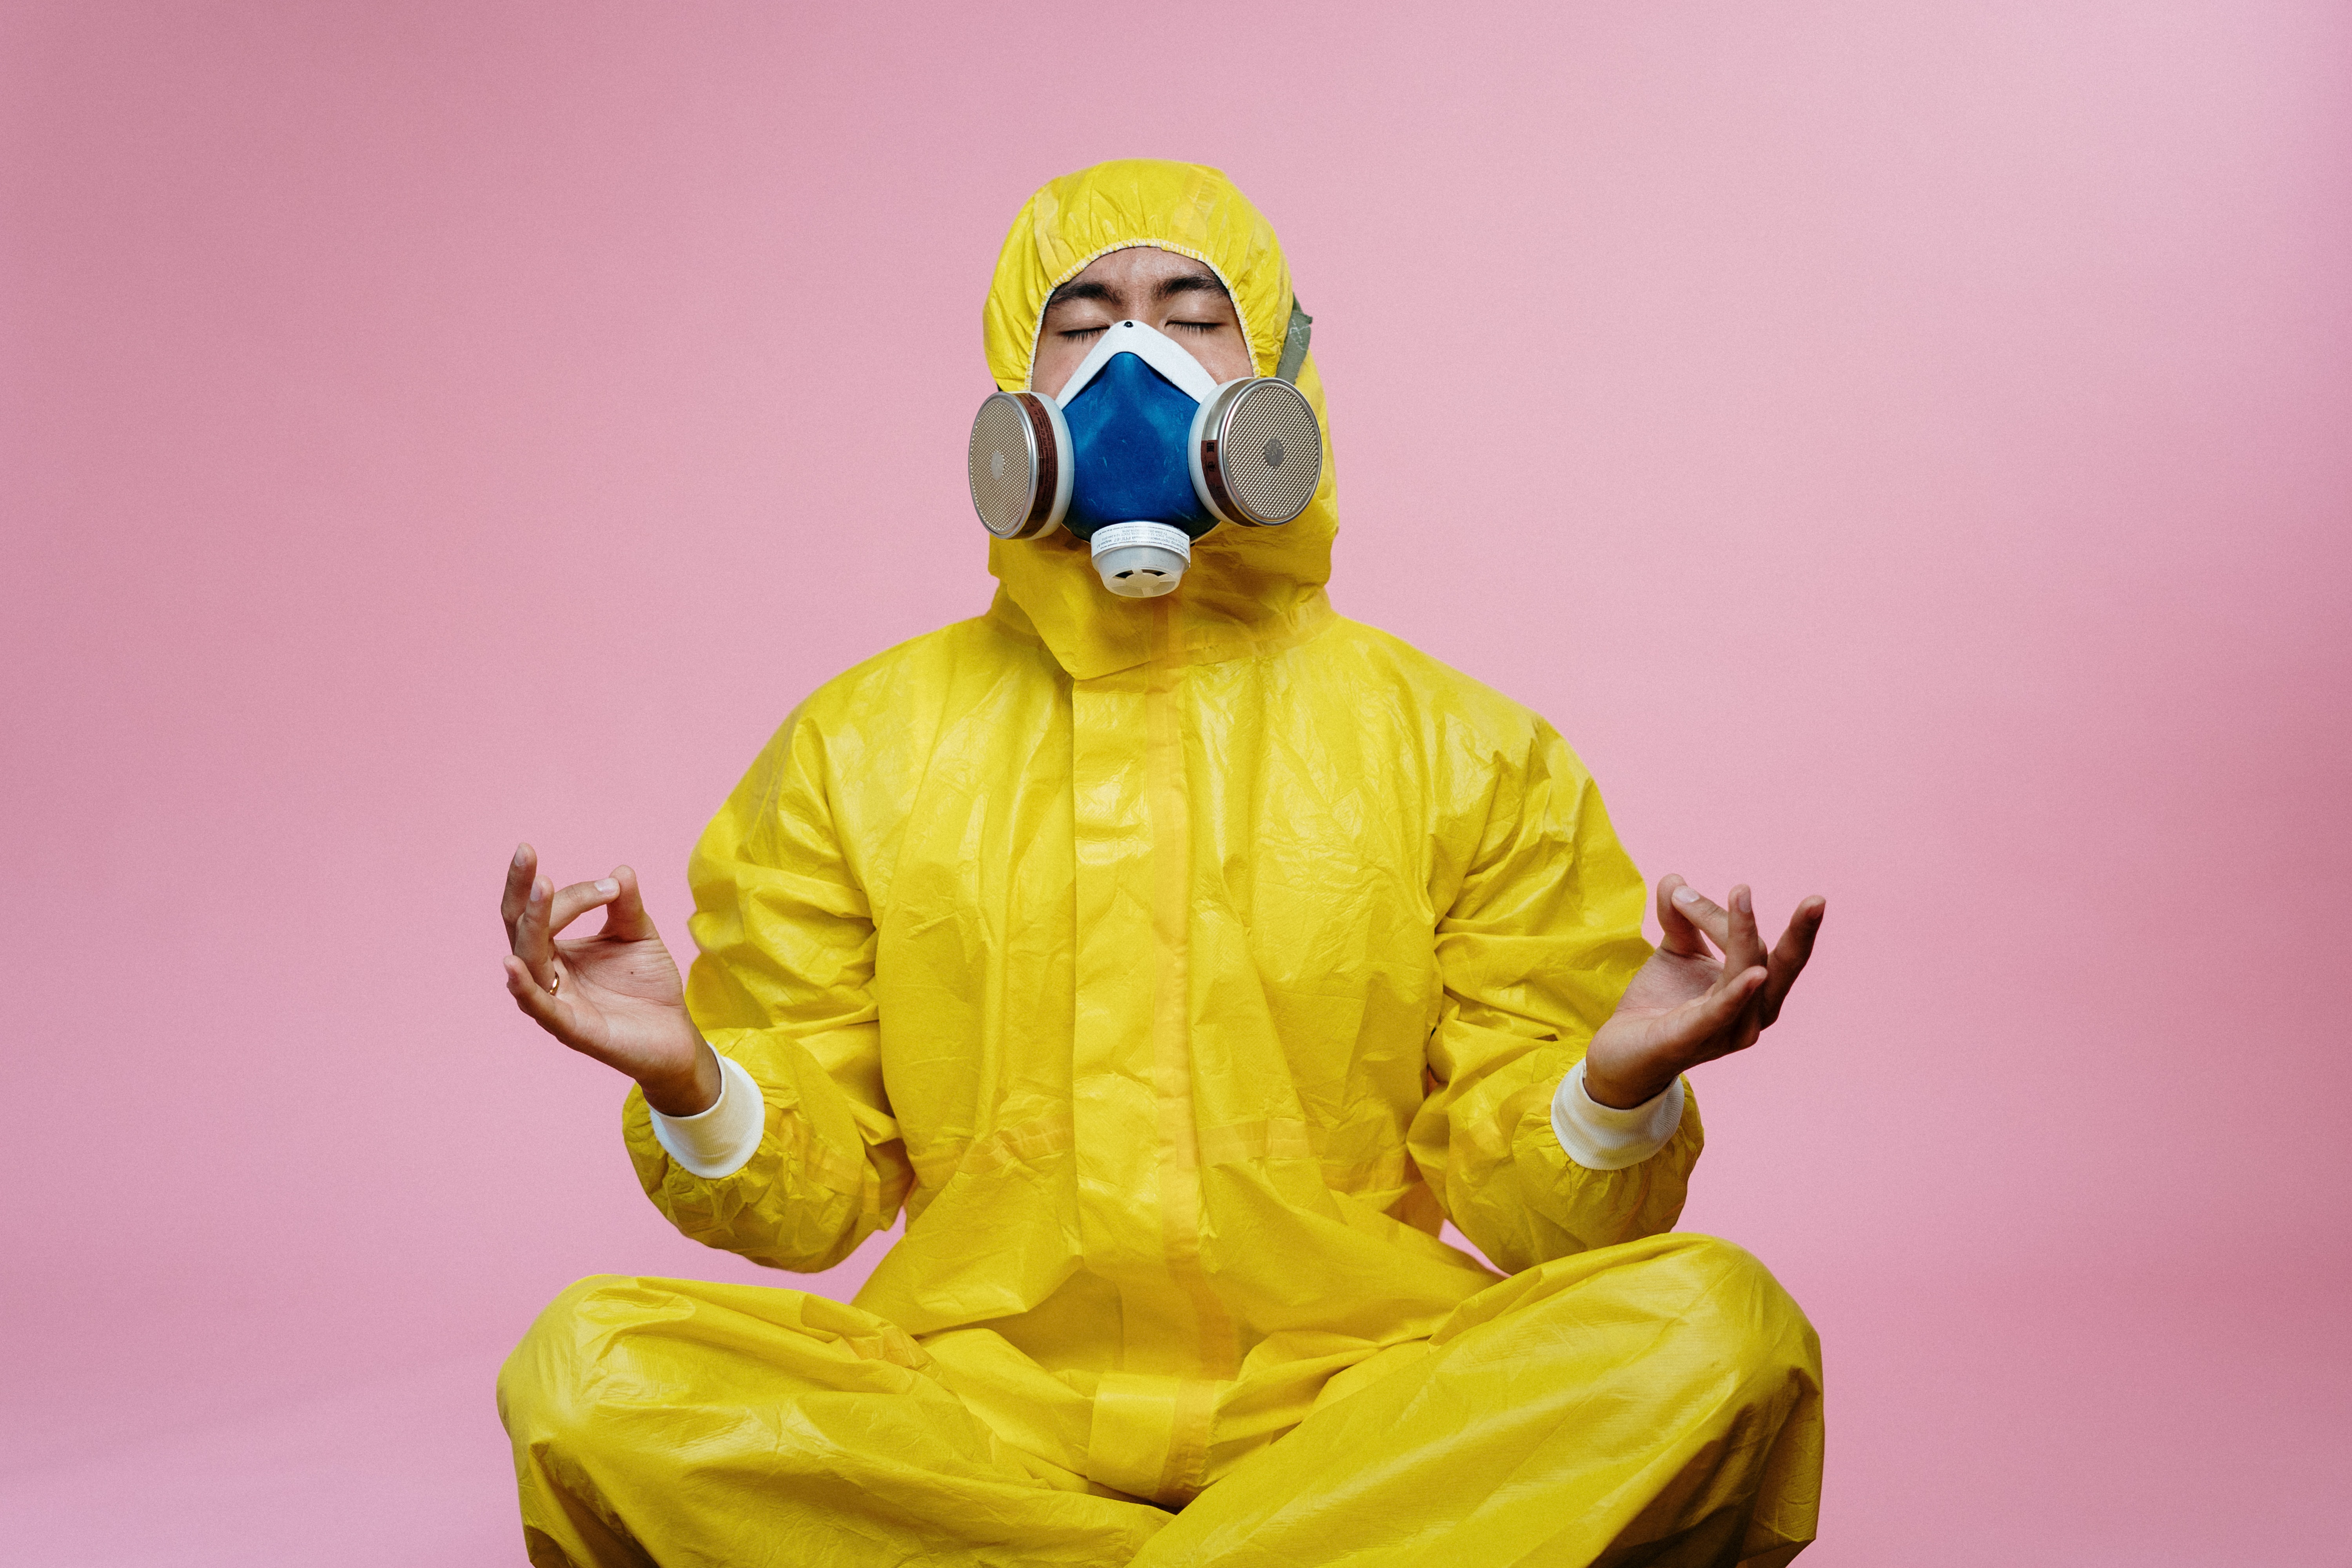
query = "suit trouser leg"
xmin=495 ymin=1275 xmax=1169 ymax=1568
xmin=1134 ymin=1234 xmax=1825 ymax=1568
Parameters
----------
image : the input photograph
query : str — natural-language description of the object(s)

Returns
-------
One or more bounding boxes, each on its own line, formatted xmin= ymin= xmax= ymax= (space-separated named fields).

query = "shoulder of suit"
xmin=791 ymin=615 xmax=1034 ymax=729
xmin=1307 ymin=618 xmax=1554 ymax=752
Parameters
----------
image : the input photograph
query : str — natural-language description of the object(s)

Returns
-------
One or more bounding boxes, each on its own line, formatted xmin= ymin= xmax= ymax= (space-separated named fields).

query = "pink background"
xmin=5 ymin=3 xmax=2347 ymax=1562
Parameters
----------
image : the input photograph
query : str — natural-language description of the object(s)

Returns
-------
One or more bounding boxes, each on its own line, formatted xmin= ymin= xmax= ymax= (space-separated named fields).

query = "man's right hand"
xmin=500 ymin=843 xmax=722 ymax=1116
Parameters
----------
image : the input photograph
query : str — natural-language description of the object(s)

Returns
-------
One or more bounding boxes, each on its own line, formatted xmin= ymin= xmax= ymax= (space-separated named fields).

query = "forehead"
xmin=1048 ymin=245 xmax=1230 ymax=305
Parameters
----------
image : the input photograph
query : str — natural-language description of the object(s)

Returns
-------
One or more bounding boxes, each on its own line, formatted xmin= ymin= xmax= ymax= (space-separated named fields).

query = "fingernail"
xmin=532 ymin=877 xmax=549 ymax=900
xmin=1735 ymin=887 xmax=1751 ymax=913
xmin=595 ymin=878 xmax=619 ymax=896
xmin=1671 ymin=886 xmax=1700 ymax=907
xmin=513 ymin=844 xmax=529 ymax=866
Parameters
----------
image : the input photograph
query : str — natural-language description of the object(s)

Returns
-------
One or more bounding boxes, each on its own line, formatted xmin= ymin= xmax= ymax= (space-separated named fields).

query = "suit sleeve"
xmin=1407 ymin=723 xmax=1702 ymax=1275
xmin=622 ymin=707 xmax=910 ymax=1271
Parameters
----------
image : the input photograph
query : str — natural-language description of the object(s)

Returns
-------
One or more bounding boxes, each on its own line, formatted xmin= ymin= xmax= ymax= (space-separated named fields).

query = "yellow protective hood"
xmin=981 ymin=160 xmax=1338 ymax=680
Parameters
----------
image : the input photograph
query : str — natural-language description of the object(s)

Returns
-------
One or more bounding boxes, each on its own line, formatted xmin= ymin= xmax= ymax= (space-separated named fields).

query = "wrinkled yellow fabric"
xmin=500 ymin=159 xmax=1823 ymax=1567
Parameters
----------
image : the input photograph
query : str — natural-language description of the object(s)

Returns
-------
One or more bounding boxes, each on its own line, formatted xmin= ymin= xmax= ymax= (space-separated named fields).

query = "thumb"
xmin=600 ymin=865 xmax=659 ymax=942
xmin=1655 ymin=874 xmax=1710 ymax=958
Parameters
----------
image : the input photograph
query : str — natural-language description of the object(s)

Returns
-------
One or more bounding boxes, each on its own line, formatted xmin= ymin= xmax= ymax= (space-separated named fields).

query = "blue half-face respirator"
xmin=967 ymin=312 xmax=1323 ymax=597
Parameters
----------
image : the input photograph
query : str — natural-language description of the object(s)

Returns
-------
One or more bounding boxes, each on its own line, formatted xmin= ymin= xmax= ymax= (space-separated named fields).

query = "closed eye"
xmin=1169 ymin=320 xmax=1223 ymax=333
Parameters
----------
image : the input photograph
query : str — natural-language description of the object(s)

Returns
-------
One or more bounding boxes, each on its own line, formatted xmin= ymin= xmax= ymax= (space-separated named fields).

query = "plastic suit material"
xmin=499 ymin=159 xmax=1824 ymax=1567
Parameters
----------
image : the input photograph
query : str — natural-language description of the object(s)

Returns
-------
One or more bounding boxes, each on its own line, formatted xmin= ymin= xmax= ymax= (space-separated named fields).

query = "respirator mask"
xmin=967 ymin=301 xmax=1322 ymax=598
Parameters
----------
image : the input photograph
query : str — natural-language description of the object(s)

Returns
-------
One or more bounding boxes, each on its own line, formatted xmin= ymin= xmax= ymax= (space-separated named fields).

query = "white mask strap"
xmin=1049 ymin=319 xmax=1223 ymax=407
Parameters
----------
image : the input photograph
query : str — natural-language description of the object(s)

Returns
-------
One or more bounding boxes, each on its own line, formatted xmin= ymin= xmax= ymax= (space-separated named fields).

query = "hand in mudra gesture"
xmin=500 ymin=843 xmax=720 ymax=1116
xmin=1583 ymin=875 xmax=1825 ymax=1110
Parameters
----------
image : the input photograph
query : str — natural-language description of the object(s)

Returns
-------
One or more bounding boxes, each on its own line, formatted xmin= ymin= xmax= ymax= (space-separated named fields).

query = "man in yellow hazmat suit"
xmin=495 ymin=160 xmax=1827 ymax=1567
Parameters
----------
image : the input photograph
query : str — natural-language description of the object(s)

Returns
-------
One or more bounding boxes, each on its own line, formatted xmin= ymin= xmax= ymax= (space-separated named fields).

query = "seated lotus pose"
xmin=495 ymin=159 xmax=1827 ymax=1568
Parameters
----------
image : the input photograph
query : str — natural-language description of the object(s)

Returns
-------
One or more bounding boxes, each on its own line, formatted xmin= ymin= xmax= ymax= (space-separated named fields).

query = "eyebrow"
xmin=1045 ymin=279 xmax=1118 ymax=308
xmin=1045 ymin=269 xmax=1229 ymax=312
xmin=1155 ymin=274 xmax=1224 ymax=302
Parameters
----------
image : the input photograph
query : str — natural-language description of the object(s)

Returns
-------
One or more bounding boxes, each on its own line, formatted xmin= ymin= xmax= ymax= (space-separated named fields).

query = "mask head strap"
xmin=1274 ymin=296 xmax=1313 ymax=384
xmin=1053 ymin=319 xmax=1222 ymax=407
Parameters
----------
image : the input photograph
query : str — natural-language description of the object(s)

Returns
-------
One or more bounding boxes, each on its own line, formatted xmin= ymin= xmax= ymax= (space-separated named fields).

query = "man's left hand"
xmin=1582 ymin=876 xmax=1825 ymax=1110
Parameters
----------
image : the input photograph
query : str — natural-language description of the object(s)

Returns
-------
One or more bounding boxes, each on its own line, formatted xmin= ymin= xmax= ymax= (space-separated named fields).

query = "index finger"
xmin=1757 ymin=896 xmax=1826 ymax=1024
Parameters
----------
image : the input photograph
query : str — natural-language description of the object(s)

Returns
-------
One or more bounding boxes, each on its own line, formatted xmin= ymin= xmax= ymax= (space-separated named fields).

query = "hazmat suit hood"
xmin=982 ymin=160 xmax=1337 ymax=681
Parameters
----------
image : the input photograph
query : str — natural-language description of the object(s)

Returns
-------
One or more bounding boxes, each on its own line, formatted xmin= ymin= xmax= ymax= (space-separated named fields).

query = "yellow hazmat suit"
xmin=500 ymin=160 xmax=1823 ymax=1567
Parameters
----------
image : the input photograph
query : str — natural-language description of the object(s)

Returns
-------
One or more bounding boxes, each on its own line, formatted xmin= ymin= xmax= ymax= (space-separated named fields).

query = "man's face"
xmin=1031 ymin=246 xmax=1255 ymax=399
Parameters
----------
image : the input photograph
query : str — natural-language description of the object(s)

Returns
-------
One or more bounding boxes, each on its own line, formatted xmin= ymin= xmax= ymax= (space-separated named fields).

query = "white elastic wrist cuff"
xmin=1552 ymin=1059 xmax=1685 ymax=1171
xmin=648 ymin=1054 xmax=765 ymax=1178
